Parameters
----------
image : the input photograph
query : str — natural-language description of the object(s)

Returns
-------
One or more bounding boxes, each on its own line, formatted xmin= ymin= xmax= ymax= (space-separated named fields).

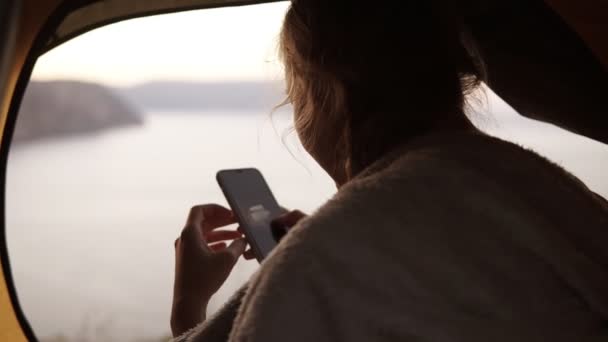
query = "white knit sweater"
xmin=176 ymin=132 xmax=608 ymax=342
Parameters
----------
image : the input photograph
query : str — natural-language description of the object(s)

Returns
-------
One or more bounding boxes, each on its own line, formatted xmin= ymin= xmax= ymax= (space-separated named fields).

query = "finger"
xmin=271 ymin=223 xmax=288 ymax=242
xmin=243 ymin=249 xmax=256 ymax=260
xmin=186 ymin=204 xmax=236 ymax=233
xmin=224 ymin=238 xmax=247 ymax=261
xmin=204 ymin=230 xmax=243 ymax=243
xmin=201 ymin=205 xmax=236 ymax=232
xmin=272 ymin=210 xmax=307 ymax=229
xmin=182 ymin=205 xmax=211 ymax=241
xmin=209 ymin=242 xmax=228 ymax=252
xmin=179 ymin=223 xmax=203 ymax=250
xmin=287 ymin=210 xmax=307 ymax=222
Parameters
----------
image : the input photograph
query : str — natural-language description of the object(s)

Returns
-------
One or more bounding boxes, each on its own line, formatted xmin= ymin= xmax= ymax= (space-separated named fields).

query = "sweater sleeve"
xmin=225 ymin=177 xmax=446 ymax=342
xmin=172 ymin=285 xmax=247 ymax=342
xmin=226 ymin=217 xmax=388 ymax=342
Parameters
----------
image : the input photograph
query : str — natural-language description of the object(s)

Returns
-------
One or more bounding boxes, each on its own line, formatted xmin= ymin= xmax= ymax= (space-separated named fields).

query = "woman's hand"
xmin=171 ymin=204 xmax=247 ymax=337
xmin=270 ymin=210 xmax=307 ymax=242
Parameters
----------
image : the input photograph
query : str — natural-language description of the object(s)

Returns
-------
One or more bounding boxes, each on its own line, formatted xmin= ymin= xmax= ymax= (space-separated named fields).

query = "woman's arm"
xmin=170 ymin=207 xmax=307 ymax=340
xmin=227 ymin=228 xmax=346 ymax=342
xmin=171 ymin=204 xmax=247 ymax=337
xmin=226 ymin=197 xmax=412 ymax=342
xmin=172 ymin=285 xmax=248 ymax=342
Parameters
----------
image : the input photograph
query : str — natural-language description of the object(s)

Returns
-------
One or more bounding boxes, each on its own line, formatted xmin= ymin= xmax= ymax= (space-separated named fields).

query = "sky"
xmin=32 ymin=2 xmax=291 ymax=86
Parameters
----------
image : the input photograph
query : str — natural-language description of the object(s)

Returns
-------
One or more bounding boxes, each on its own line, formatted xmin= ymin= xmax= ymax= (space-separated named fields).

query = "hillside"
xmin=12 ymin=80 xmax=291 ymax=143
xmin=14 ymin=80 xmax=142 ymax=143
xmin=119 ymin=81 xmax=286 ymax=111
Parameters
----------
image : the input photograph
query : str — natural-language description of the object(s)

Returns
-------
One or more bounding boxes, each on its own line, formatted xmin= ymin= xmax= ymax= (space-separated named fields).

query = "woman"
xmin=171 ymin=1 xmax=608 ymax=341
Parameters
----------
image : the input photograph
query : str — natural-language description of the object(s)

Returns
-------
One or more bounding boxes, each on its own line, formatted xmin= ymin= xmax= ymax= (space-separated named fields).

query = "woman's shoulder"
xmin=359 ymin=131 xmax=558 ymax=179
xmin=284 ymin=134 xmax=517 ymax=243
xmin=285 ymin=130 xmax=607 ymax=257
xmin=276 ymin=147 xmax=492 ymax=263
xmin=355 ymin=131 xmax=598 ymax=204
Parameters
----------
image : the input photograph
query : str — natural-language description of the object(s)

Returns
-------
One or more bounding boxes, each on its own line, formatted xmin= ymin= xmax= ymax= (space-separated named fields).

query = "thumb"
xmin=273 ymin=210 xmax=307 ymax=228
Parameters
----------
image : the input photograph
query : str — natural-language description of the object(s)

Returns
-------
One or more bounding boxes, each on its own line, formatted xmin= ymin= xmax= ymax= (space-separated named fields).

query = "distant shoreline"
xmin=14 ymin=80 xmax=143 ymax=144
xmin=14 ymin=79 xmax=291 ymax=144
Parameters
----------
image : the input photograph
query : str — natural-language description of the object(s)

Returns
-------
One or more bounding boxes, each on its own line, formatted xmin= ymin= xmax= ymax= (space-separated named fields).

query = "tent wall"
xmin=1 ymin=1 xmax=59 ymax=150
xmin=44 ymin=0 xmax=283 ymax=54
xmin=0 ymin=267 xmax=27 ymax=342
xmin=0 ymin=0 xmax=28 ymax=339
xmin=545 ymin=0 xmax=607 ymax=69
xmin=0 ymin=1 xmax=605 ymax=341
xmin=1 ymin=0 xmax=64 ymax=340
xmin=38 ymin=0 xmax=608 ymax=66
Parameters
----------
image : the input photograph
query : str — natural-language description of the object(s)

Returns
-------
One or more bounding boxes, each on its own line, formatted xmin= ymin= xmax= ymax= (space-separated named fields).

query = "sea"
xmin=6 ymin=105 xmax=608 ymax=341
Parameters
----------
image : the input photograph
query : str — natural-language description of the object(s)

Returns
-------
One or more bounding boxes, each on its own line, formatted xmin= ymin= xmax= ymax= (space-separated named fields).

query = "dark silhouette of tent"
xmin=0 ymin=0 xmax=606 ymax=340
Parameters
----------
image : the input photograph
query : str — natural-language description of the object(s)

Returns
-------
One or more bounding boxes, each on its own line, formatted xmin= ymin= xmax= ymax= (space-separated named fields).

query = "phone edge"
xmin=216 ymin=169 xmax=266 ymax=263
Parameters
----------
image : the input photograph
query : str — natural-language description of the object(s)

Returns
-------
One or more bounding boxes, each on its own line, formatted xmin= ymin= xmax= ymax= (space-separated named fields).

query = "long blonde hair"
xmin=279 ymin=0 xmax=484 ymax=178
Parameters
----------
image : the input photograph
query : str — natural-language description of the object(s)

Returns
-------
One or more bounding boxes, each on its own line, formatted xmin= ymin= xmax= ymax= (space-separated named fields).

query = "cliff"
xmin=13 ymin=80 xmax=142 ymax=143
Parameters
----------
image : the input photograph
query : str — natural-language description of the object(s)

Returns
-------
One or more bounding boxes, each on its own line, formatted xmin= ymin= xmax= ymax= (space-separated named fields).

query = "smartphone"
xmin=216 ymin=168 xmax=283 ymax=262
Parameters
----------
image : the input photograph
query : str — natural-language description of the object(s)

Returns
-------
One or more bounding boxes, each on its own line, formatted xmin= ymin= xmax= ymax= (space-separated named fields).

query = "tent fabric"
xmin=0 ymin=266 xmax=27 ymax=342
xmin=1 ymin=0 xmax=605 ymax=341
xmin=0 ymin=0 xmax=29 ymax=339
xmin=41 ymin=0 xmax=607 ymax=67
xmin=545 ymin=0 xmax=607 ymax=69
xmin=43 ymin=0 xmax=494 ymax=55
xmin=43 ymin=0 xmax=282 ymax=54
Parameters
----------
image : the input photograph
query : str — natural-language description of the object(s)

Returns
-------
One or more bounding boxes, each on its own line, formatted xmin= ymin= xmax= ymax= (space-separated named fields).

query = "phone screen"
xmin=217 ymin=168 xmax=283 ymax=262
